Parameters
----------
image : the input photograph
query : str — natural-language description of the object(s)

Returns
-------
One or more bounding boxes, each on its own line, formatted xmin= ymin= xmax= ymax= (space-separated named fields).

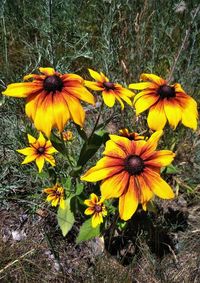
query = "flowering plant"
xmin=2 ymin=67 xmax=198 ymax=243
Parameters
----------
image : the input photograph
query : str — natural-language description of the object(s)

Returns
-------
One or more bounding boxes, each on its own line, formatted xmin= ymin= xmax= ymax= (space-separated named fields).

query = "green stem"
xmin=88 ymin=101 xmax=104 ymax=142
xmin=60 ymin=133 xmax=74 ymax=167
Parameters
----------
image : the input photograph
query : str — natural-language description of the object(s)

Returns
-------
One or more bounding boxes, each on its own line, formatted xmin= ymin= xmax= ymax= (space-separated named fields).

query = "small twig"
xmin=167 ymin=5 xmax=200 ymax=83
xmin=0 ymin=249 xmax=35 ymax=274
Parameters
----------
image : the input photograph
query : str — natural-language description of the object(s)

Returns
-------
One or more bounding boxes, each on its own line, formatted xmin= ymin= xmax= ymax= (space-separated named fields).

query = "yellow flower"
xmin=84 ymin=193 xmax=107 ymax=228
xmin=62 ymin=130 xmax=73 ymax=141
xmin=81 ymin=131 xmax=175 ymax=221
xmin=129 ymin=73 xmax=198 ymax=131
xmin=17 ymin=132 xmax=57 ymax=173
xmin=119 ymin=128 xmax=146 ymax=141
xmin=43 ymin=184 xmax=65 ymax=208
xmin=85 ymin=69 xmax=134 ymax=109
xmin=3 ymin=67 xmax=95 ymax=137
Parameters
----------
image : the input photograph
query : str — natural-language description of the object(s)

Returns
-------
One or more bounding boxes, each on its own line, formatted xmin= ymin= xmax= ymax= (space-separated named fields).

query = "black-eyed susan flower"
xmin=119 ymin=128 xmax=146 ymax=141
xmin=129 ymin=73 xmax=198 ymax=131
xmin=62 ymin=130 xmax=73 ymax=141
xmin=17 ymin=132 xmax=57 ymax=173
xmin=81 ymin=131 xmax=175 ymax=221
xmin=84 ymin=193 xmax=107 ymax=227
xmin=43 ymin=184 xmax=65 ymax=208
xmin=84 ymin=69 xmax=134 ymax=109
xmin=3 ymin=67 xmax=95 ymax=137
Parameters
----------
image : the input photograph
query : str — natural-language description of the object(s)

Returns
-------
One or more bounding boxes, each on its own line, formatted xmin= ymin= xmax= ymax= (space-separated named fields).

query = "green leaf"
xmin=162 ymin=164 xmax=178 ymax=174
xmin=50 ymin=133 xmax=65 ymax=153
xmin=77 ymin=130 xmax=109 ymax=166
xmin=76 ymin=182 xmax=84 ymax=195
xmin=76 ymin=218 xmax=100 ymax=244
xmin=57 ymin=198 xmax=75 ymax=237
xmin=75 ymin=124 xmax=88 ymax=140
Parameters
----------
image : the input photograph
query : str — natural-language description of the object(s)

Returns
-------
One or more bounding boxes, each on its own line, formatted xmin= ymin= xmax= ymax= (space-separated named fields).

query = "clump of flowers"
xmin=43 ymin=184 xmax=65 ymax=208
xmin=17 ymin=132 xmax=57 ymax=173
xmin=129 ymin=73 xmax=198 ymax=130
xmin=84 ymin=193 xmax=107 ymax=227
xmin=85 ymin=69 xmax=134 ymax=109
xmin=2 ymin=66 xmax=198 ymax=242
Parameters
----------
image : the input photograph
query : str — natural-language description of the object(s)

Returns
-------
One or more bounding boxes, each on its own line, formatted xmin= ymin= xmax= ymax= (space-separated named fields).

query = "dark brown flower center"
xmin=157 ymin=85 xmax=176 ymax=99
xmin=37 ymin=147 xmax=45 ymax=154
xmin=43 ymin=75 xmax=63 ymax=92
xmin=103 ymin=82 xmax=115 ymax=90
xmin=94 ymin=204 xmax=102 ymax=213
xmin=124 ymin=155 xmax=145 ymax=175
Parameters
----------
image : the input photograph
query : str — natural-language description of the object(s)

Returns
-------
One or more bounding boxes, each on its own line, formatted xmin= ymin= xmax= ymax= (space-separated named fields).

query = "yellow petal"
xmin=92 ymin=213 xmax=103 ymax=227
xmin=143 ymin=168 xmax=174 ymax=199
xmin=66 ymin=86 xmax=95 ymax=105
xmin=119 ymin=176 xmax=138 ymax=221
xmin=39 ymin=67 xmax=55 ymax=76
xmin=103 ymin=139 xmax=127 ymax=159
xmin=88 ymin=69 xmax=104 ymax=82
xmin=44 ymin=154 xmax=56 ymax=166
xmin=59 ymin=198 xmax=66 ymax=209
xmin=180 ymin=96 xmax=198 ymax=130
xmin=164 ymin=99 xmax=182 ymax=129
xmin=35 ymin=156 xmax=45 ymax=173
xmin=17 ymin=147 xmax=35 ymax=156
xmin=21 ymin=154 xmax=37 ymax=164
xmin=38 ymin=132 xmax=46 ymax=147
xmin=144 ymin=150 xmax=175 ymax=167
xmin=136 ymin=174 xmax=154 ymax=209
xmin=27 ymin=134 xmax=37 ymax=144
xmin=129 ymin=82 xmax=156 ymax=90
xmin=115 ymin=96 xmax=125 ymax=110
xmin=52 ymin=197 xmax=59 ymax=207
xmin=33 ymin=92 xmax=54 ymax=137
xmin=64 ymin=95 xmax=85 ymax=127
xmin=2 ymin=82 xmax=43 ymax=98
xmin=147 ymin=101 xmax=167 ymax=130
xmin=134 ymin=93 xmax=159 ymax=115
xmin=102 ymin=91 xmax=115 ymax=107
xmin=81 ymin=157 xmax=124 ymax=182
xmin=109 ymin=134 xmax=133 ymax=154
xmin=52 ymin=91 xmax=70 ymax=132
xmin=100 ymin=171 xmax=129 ymax=199
xmin=85 ymin=207 xmax=95 ymax=215
xmin=90 ymin=193 xmax=99 ymax=203
xmin=140 ymin=73 xmax=166 ymax=85
xmin=84 ymin=81 xmax=103 ymax=91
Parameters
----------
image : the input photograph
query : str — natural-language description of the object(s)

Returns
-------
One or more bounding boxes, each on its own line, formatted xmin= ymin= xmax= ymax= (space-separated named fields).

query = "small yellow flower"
xmin=62 ymin=130 xmax=73 ymax=141
xmin=85 ymin=69 xmax=134 ymax=109
xmin=119 ymin=128 xmax=146 ymax=141
xmin=84 ymin=193 xmax=107 ymax=228
xmin=43 ymin=184 xmax=65 ymax=208
xmin=17 ymin=132 xmax=57 ymax=173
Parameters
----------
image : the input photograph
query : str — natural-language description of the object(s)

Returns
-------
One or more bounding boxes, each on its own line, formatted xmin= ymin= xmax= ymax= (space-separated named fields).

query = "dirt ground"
xmin=0 ymin=196 xmax=199 ymax=283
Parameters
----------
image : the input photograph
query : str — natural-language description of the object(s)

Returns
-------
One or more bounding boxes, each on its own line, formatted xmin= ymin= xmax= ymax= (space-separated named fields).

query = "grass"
xmin=0 ymin=0 xmax=200 ymax=282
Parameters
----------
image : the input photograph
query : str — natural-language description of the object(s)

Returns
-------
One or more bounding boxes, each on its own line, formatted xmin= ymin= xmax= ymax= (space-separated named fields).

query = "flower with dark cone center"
xmin=124 ymin=154 xmax=145 ymax=175
xmin=94 ymin=204 xmax=102 ymax=213
xmin=43 ymin=75 xmax=63 ymax=93
xmin=103 ymin=82 xmax=115 ymax=90
xmin=37 ymin=147 xmax=45 ymax=154
xmin=157 ymin=85 xmax=176 ymax=99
